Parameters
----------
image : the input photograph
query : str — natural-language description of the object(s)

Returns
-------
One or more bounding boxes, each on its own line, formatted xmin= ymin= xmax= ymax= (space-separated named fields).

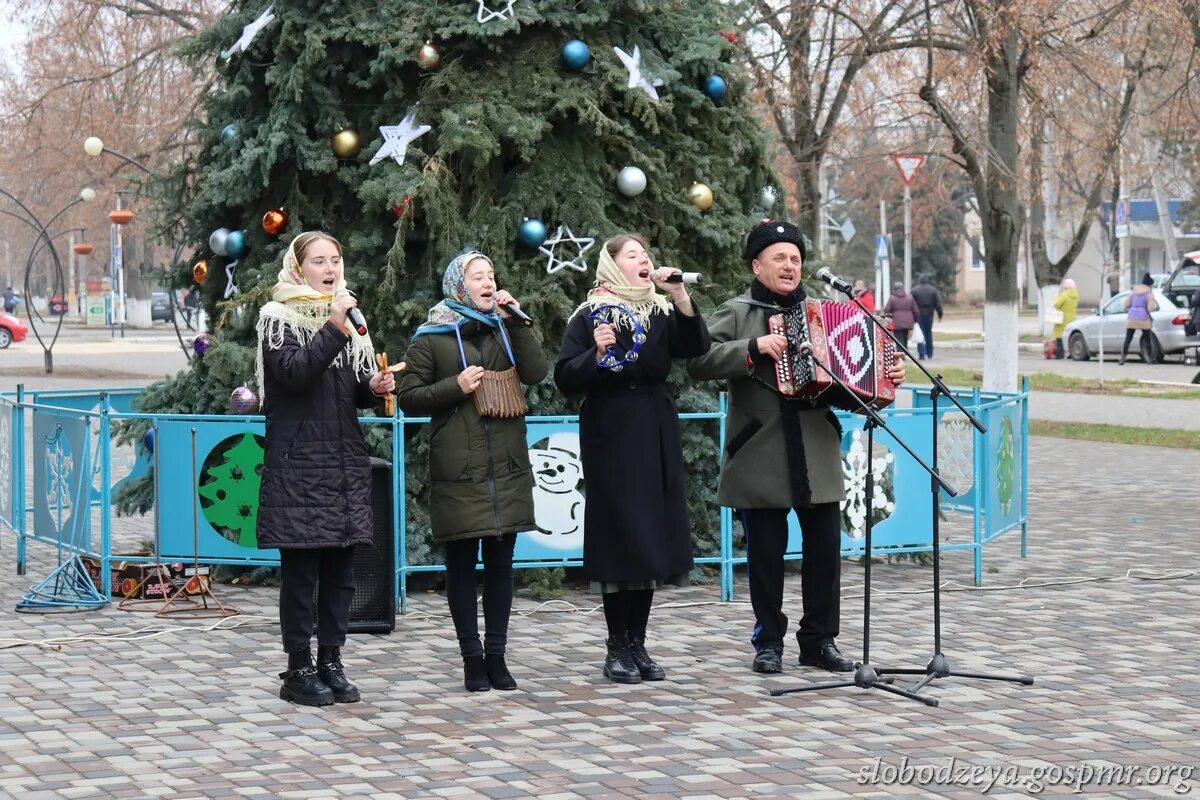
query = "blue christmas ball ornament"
xmin=703 ymin=74 xmax=727 ymax=102
xmin=143 ymin=427 xmax=155 ymax=454
xmin=518 ymin=218 xmax=547 ymax=248
xmin=221 ymin=123 xmax=238 ymax=144
xmin=224 ymin=230 xmax=249 ymax=259
xmin=561 ymin=39 xmax=591 ymax=72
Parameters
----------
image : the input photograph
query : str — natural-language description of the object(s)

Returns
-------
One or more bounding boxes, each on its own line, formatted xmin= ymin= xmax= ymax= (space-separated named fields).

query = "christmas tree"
xmin=128 ymin=0 xmax=783 ymax=565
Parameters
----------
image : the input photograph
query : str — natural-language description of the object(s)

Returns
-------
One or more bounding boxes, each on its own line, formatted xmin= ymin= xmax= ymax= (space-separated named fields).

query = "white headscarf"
xmin=254 ymin=233 xmax=376 ymax=407
xmin=569 ymin=239 xmax=672 ymax=331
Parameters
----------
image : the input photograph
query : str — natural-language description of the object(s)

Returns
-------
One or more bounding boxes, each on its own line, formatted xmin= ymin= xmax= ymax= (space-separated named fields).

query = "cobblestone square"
xmin=0 ymin=438 xmax=1196 ymax=798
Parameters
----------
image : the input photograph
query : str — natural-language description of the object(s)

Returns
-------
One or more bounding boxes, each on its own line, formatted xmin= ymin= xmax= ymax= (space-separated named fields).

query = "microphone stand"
xmin=770 ymin=347 xmax=952 ymax=707
xmin=829 ymin=283 xmax=1034 ymax=696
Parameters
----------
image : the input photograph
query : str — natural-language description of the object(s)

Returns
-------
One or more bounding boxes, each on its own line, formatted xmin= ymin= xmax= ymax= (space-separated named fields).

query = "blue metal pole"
xmin=1020 ymin=376 xmax=1029 ymax=559
xmin=15 ymin=384 xmax=26 ymax=576
xmin=972 ymin=387 xmax=983 ymax=586
xmin=99 ymin=392 xmax=112 ymax=599
xmin=718 ymin=392 xmax=732 ymax=602
xmin=395 ymin=414 xmax=407 ymax=615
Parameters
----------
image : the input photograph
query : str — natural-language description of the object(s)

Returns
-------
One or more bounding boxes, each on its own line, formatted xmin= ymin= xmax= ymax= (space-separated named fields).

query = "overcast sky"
xmin=0 ymin=11 xmax=26 ymax=72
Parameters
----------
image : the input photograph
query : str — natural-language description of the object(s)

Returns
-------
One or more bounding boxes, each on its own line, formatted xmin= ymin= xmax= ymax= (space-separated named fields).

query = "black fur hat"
xmin=744 ymin=219 xmax=807 ymax=263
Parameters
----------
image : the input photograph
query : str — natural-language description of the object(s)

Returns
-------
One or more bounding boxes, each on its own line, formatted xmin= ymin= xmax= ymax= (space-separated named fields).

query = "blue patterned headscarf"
xmin=412 ymin=252 xmax=502 ymax=339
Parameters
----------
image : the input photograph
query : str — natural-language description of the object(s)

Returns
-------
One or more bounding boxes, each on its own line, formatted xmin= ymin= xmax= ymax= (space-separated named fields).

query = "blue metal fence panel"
xmin=1 ymin=384 xmax=1029 ymax=611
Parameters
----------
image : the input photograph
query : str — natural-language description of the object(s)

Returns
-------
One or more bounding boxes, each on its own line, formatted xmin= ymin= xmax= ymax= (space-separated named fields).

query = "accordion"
xmin=769 ymin=299 xmax=896 ymax=411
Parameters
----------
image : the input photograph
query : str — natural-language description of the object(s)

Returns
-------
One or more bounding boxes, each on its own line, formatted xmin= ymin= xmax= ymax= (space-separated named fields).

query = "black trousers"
xmin=1121 ymin=328 xmax=1145 ymax=358
xmin=917 ymin=314 xmax=935 ymax=359
xmin=278 ymin=546 xmax=355 ymax=654
xmin=739 ymin=503 xmax=841 ymax=652
xmin=444 ymin=534 xmax=516 ymax=657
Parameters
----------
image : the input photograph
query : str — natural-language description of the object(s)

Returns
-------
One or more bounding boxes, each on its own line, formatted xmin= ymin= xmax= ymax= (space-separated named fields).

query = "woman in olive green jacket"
xmin=396 ymin=251 xmax=547 ymax=693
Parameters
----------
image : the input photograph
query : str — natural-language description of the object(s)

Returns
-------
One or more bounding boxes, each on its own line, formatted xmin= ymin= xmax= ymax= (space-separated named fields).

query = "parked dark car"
xmin=150 ymin=290 xmax=174 ymax=323
xmin=48 ymin=294 xmax=68 ymax=315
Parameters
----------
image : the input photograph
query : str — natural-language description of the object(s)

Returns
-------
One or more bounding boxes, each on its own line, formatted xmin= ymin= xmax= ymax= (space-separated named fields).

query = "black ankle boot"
xmin=279 ymin=649 xmax=334 ymax=707
xmin=316 ymin=645 xmax=360 ymax=703
xmin=484 ymin=653 xmax=517 ymax=690
xmin=603 ymin=635 xmax=642 ymax=684
xmin=627 ymin=634 xmax=666 ymax=681
xmin=463 ymin=655 xmax=491 ymax=692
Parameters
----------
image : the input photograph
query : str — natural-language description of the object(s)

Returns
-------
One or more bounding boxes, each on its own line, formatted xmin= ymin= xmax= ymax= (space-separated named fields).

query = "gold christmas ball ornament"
xmin=193 ymin=260 xmax=208 ymax=284
xmin=330 ymin=129 xmax=362 ymax=159
xmin=688 ymin=182 xmax=714 ymax=212
xmin=262 ymin=208 xmax=289 ymax=236
xmin=416 ymin=41 xmax=442 ymax=70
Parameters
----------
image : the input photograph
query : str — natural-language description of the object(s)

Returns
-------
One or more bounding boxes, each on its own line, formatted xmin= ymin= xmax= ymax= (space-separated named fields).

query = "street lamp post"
xmin=0 ymin=186 xmax=96 ymax=371
xmin=85 ymin=136 xmax=161 ymax=341
xmin=108 ymin=191 xmax=135 ymax=338
xmin=85 ymin=135 xmax=197 ymax=361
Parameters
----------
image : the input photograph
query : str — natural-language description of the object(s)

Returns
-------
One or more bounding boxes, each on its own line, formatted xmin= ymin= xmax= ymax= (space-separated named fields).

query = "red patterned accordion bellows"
xmin=769 ymin=299 xmax=896 ymax=411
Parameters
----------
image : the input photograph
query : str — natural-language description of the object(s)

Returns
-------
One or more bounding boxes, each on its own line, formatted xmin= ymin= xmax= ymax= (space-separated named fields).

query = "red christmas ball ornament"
xmin=720 ymin=30 xmax=739 ymax=44
xmin=416 ymin=41 xmax=442 ymax=70
xmin=193 ymin=260 xmax=208 ymax=284
xmin=392 ymin=195 xmax=415 ymax=220
xmin=262 ymin=208 xmax=288 ymax=236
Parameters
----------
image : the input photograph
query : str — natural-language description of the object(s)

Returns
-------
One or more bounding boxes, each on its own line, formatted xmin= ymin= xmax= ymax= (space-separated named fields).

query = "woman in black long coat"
xmin=256 ymin=231 xmax=394 ymax=707
xmin=555 ymin=233 xmax=710 ymax=684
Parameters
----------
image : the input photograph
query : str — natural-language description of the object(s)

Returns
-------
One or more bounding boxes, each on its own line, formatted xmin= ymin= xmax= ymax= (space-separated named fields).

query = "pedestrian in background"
xmin=1049 ymin=278 xmax=1078 ymax=359
xmin=1120 ymin=273 xmax=1158 ymax=365
xmin=852 ymin=279 xmax=875 ymax=314
xmin=910 ymin=274 xmax=943 ymax=359
xmin=883 ymin=282 xmax=918 ymax=349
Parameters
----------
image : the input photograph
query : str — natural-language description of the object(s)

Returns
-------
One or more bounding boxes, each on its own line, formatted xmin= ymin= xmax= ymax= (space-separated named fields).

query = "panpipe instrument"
xmin=768 ymin=299 xmax=896 ymax=411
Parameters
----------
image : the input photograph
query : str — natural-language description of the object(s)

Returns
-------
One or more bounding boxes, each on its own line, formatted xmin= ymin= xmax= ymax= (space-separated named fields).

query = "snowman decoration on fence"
xmin=526 ymin=432 xmax=585 ymax=550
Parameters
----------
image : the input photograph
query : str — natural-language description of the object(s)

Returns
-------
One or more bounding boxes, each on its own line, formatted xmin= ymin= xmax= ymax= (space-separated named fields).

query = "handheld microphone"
xmin=662 ymin=271 xmax=703 ymax=284
xmin=501 ymin=303 xmax=533 ymax=327
xmin=347 ymin=307 xmax=368 ymax=336
xmin=815 ymin=267 xmax=854 ymax=295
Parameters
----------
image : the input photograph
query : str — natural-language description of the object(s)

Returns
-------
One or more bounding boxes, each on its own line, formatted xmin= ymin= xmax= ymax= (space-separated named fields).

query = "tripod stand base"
xmin=15 ymin=556 xmax=109 ymax=613
xmin=118 ymin=565 xmax=199 ymax=613
xmin=155 ymin=578 xmax=239 ymax=619
xmin=878 ymin=652 xmax=1034 ymax=693
xmin=769 ymin=664 xmax=939 ymax=707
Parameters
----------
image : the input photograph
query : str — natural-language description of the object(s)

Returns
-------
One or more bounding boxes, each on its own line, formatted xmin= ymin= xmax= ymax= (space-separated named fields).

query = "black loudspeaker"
xmin=314 ymin=457 xmax=396 ymax=634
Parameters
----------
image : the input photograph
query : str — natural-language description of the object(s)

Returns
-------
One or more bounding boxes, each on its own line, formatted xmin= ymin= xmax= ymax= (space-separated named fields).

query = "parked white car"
xmin=1064 ymin=290 xmax=1199 ymax=363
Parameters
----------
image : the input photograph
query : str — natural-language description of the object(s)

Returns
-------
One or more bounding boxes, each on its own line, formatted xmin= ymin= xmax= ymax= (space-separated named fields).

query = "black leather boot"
xmin=602 ymin=635 xmax=642 ymax=684
xmin=279 ymin=649 xmax=334 ymax=707
xmin=627 ymin=634 xmax=665 ymax=681
xmin=485 ymin=653 xmax=518 ymax=691
xmin=316 ymin=645 xmax=361 ymax=703
xmin=463 ymin=655 xmax=491 ymax=692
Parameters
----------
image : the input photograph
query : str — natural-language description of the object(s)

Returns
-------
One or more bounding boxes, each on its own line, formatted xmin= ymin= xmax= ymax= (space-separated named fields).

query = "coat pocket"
xmin=429 ymin=410 xmax=471 ymax=480
xmin=726 ymin=419 xmax=763 ymax=459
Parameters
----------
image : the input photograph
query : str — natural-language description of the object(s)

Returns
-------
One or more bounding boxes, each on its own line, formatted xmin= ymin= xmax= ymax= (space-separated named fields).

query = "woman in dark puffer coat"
xmin=396 ymin=251 xmax=547 ymax=693
xmin=256 ymin=231 xmax=394 ymax=707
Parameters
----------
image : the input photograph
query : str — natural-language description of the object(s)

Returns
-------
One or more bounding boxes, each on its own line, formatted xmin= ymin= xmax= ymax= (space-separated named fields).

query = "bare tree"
xmin=917 ymin=0 xmax=1171 ymax=390
xmin=0 ymin=0 xmax=217 ymax=297
xmin=742 ymin=0 xmax=951 ymax=257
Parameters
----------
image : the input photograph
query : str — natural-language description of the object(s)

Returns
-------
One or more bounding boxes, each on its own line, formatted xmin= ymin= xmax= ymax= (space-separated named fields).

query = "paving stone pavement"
xmin=0 ymin=437 xmax=1197 ymax=799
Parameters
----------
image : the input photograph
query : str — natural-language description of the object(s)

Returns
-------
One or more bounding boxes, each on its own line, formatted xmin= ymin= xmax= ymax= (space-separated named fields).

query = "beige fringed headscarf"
xmin=254 ymin=233 xmax=376 ymax=408
xmin=570 ymin=241 xmax=672 ymax=331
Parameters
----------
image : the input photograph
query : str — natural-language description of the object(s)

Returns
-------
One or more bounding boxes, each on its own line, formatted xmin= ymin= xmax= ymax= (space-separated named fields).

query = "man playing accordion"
xmin=687 ymin=220 xmax=906 ymax=674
